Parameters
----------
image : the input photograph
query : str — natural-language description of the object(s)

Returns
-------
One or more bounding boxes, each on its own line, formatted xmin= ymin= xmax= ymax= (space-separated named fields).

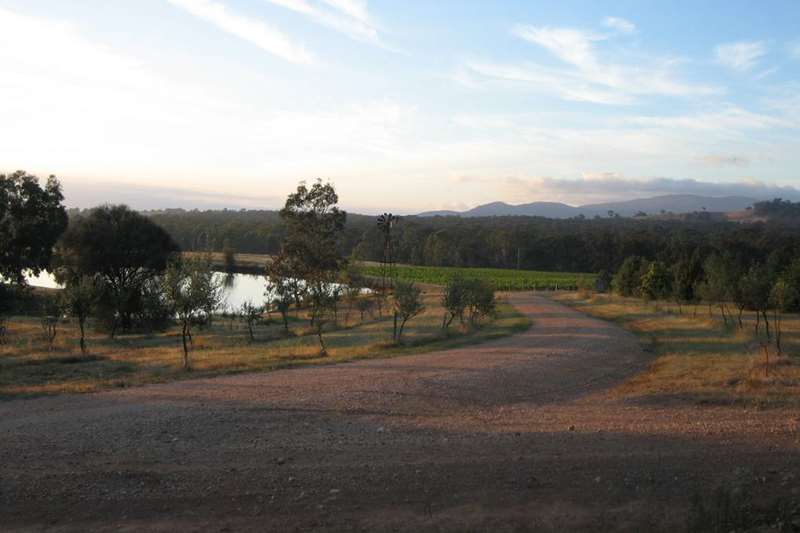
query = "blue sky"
xmin=1 ymin=0 xmax=799 ymax=212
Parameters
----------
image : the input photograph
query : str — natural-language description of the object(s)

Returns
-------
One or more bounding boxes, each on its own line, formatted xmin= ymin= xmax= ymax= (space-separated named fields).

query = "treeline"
xmin=609 ymin=251 xmax=800 ymax=354
xmin=133 ymin=205 xmax=800 ymax=274
xmin=753 ymin=199 xmax=800 ymax=220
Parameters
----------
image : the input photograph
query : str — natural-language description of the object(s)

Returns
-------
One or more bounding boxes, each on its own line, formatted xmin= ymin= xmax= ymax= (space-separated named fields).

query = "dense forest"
xmin=115 ymin=202 xmax=800 ymax=275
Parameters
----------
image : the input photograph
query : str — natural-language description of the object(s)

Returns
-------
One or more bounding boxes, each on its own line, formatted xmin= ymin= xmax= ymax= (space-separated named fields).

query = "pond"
xmin=23 ymin=271 xmax=367 ymax=312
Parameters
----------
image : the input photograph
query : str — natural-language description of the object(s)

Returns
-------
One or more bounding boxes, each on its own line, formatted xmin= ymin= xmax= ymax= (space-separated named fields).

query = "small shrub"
xmin=442 ymin=276 xmax=469 ymax=330
xmin=464 ymin=279 xmax=496 ymax=326
xmin=393 ymin=281 xmax=424 ymax=343
xmin=239 ymin=301 xmax=264 ymax=343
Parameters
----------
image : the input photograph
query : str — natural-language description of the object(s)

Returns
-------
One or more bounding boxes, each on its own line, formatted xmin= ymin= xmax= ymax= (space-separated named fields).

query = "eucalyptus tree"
xmin=0 ymin=171 xmax=67 ymax=284
xmin=279 ymin=180 xmax=346 ymax=354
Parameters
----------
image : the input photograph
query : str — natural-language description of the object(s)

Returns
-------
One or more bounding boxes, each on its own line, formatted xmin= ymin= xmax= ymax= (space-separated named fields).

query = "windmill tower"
xmin=376 ymin=213 xmax=399 ymax=289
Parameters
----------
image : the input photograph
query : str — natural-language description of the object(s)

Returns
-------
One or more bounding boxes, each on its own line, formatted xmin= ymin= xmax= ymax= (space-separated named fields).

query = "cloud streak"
xmin=263 ymin=0 xmax=381 ymax=45
xmin=462 ymin=23 xmax=720 ymax=105
xmin=167 ymin=0 xmax=314 ymax=64
xmin=715 ymin=41 xmax=766 ymax=71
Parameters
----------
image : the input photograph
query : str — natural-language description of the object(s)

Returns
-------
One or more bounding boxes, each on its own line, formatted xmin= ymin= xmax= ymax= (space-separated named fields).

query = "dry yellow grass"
xmin=0 ymin=292 xmax=529 ymax=399
xmin=554 ymin=292 xmax=800 ymax=405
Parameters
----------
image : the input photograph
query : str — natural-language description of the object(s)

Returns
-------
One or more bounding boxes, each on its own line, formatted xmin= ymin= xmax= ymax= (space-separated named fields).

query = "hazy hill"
xmin=418 ymin=194 xmax=757 ymax=218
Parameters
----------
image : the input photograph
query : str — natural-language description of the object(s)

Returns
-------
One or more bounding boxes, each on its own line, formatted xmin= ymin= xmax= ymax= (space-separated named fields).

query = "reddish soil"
xmin=2 ymin=293 xmax=799 ymax=532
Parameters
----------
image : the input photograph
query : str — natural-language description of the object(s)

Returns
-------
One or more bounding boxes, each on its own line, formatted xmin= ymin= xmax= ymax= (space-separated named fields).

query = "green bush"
xmin=612 ymin=256 xmax=647 ymax=297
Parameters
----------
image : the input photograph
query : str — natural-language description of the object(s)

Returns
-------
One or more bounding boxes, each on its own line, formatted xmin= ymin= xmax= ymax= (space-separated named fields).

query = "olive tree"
xmin=59 ymin=273 xmax=101 ymax=356
xmin=770 ymin=278 xmax=798 ymax=356
xmin=697 ymin=254 xmax=735 ymax=325
xmin=441 ymin=276 xmax=468 ymax=331
xmin=265 ymin=251 xmax=296 ymax=335
xmin=639 ymin=261 xmax=672 ymax=302
xmin=464 ymin=279 xmax=497 ymax=326
xmin=239 ymin=301 xmax=264 ymax=343
xmin=162 ymin=257 xmax=223 ymax=370
xmin=612 ymin=256 xmax=647 ymax=297
xmin=393 ymin=280 xmax=424 ymax=343
xmin=738 ymin=265 xmax=773 ymax=337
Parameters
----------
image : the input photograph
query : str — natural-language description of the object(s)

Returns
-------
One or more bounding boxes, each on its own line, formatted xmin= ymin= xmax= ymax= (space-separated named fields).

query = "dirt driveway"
xmin=2 ymin=293 xmax=799 ymax=532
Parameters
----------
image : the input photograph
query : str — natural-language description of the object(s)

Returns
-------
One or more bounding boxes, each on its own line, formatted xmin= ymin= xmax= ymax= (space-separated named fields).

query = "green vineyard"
xmin=358 ymin=264 xmax=596 ymax=291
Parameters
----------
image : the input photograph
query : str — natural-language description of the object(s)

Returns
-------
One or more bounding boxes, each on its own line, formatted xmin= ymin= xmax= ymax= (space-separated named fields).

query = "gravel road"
xmin=2 ymin=293 xmax=799 ymax=532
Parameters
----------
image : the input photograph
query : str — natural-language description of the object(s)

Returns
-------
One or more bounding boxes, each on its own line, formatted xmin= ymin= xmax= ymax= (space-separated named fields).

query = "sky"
xmin=1 ymin=0 xmax=799 ymax=213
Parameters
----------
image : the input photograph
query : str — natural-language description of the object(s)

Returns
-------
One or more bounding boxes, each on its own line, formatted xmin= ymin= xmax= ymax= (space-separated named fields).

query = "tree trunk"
xmin=719 ymin=303 xmax=728 ymax=325
xmin=79 ymin=318 xmax=87 ymax=356
xmin=393 ymin=311 xmax=398 ymax=341
xmin=762 ymin=310 xmax=771 ymax=339
xmin=281 ymin=310 xmax=289 ymax=335
xmin=755 ymin=310 xmax=761 ymax=336
xmin=442 ymin=313 xmax=455 ymax=331
xmin=737 ymin=306 xmax=744 ymax=329
xmin=317 ymin=325 xmax=327 ymax=356
xmin=182 ymin=322 xmax=191 ymax=371
xmin=775 ymin=309 xmax=782 ymax=355
xmin=397 ymin=318 xmax=408 ymax=343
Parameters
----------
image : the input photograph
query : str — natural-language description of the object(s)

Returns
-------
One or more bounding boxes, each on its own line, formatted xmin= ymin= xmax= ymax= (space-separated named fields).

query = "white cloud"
xmin=627 ymin=106 xmax=792 ymax=131
xmin=166 ymin=0 xmax=314 ymax=64
xmin=603 ymin=16 xmax=636 ymax=34
xmin=513 ymin=26 xmax=605 ymax=67
xmin=463 ymin=61 xmax=634 ymax=105
xmin=463 ymin=24 xmax=719 ymax=105
xmin=321 ymin=0 xmax=371 ymax=25
xmin=715 ymin=41 xmax=767 ymax=71
xmin=0 ymin=7 xmax=154 ymax=90
xmin=263 ymin=0 xmax=380 ymax=44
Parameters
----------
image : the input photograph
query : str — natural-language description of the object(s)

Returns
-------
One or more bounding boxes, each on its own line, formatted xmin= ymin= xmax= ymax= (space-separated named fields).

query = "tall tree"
xmin=0 ymin=171 xmax=67 ymax=284
xmin=279 ymin=180 xmax=347 ymax=354
xmin=55 ymin=205 xmax=179 ymax=335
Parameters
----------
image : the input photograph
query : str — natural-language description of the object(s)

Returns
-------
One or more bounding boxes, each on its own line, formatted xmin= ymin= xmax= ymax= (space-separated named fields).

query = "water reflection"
xmin=23 ymin=271 xmax=367 ymax=313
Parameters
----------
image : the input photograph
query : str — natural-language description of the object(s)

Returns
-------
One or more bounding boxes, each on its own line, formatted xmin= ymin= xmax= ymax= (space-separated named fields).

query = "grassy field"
xmin=358 ymin=264 xmax=594 ymax=291
xmin=182 ymin=251 xmax=592 ymax=290
xmin=554 ymin=292 xmax=800 ymax=406
xmin=0 ymin=291 xmax=529 ymax=399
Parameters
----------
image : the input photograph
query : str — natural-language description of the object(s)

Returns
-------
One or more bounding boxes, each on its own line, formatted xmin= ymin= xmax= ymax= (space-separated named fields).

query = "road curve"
xmin=2 ymin=293 xmax=797 ymax=532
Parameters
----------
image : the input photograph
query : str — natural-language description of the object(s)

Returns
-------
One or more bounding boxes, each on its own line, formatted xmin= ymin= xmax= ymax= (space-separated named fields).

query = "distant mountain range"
xmin=417 ymin=194 xmax=758 ymax=219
